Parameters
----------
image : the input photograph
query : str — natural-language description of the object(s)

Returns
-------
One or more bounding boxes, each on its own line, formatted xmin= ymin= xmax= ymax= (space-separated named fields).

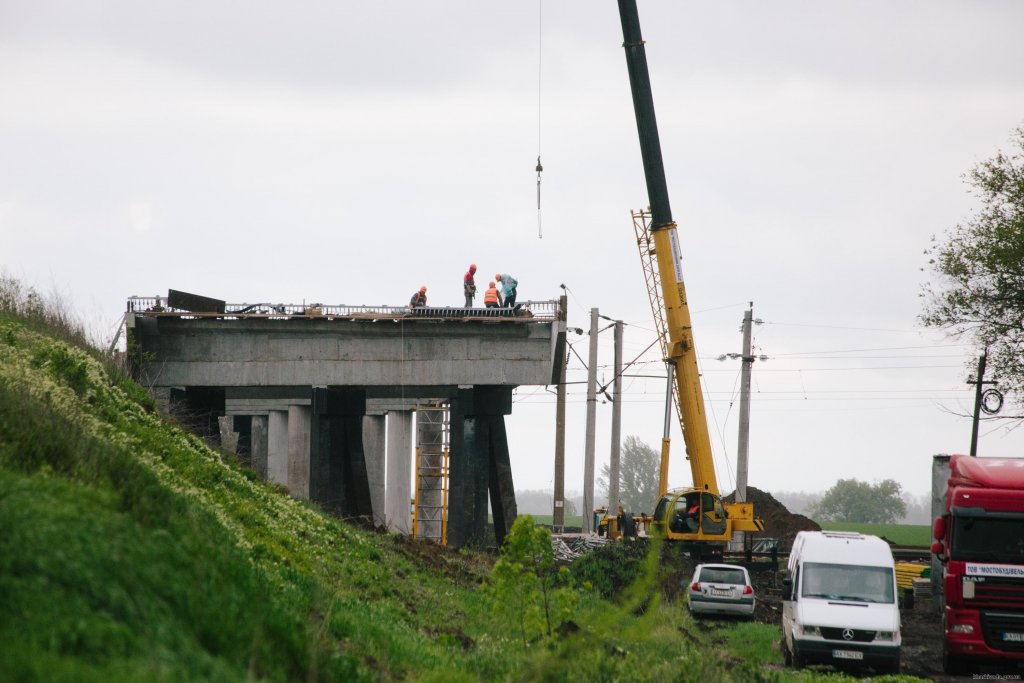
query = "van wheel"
xmin=880 ymin=655 xmax=900 ymax=675
xmin=781 ymin=639 xmax=792 ymax=666
xmin=791 ymin=646 xmax=805 ymax=670
xmin=942 ymin=651 xmax=968 ymax=676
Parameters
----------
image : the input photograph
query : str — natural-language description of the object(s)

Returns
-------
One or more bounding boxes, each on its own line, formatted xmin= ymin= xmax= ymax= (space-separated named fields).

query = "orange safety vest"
xmin=484 ymin=287 xmax=500 ymax=305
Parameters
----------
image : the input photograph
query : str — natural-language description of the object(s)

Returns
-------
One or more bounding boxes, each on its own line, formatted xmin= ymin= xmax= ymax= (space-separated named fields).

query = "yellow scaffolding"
xmin=411 ymin=403 xmax=449 ymax=545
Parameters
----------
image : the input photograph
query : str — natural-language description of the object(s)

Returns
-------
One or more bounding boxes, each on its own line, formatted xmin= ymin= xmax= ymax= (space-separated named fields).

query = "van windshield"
xmin=800 ymin=562 xmax=894 ymax=604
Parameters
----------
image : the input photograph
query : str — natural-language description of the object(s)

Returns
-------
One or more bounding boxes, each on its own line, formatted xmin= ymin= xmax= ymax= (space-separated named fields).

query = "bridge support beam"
xmin=309 ymin=388 xmax=373 ymax=520
xmin=448 ymin=386 xmax=517 ymax=548
xmin=386 ymin=411 xmax=413 ymax=533
xmin=363 ymin=414 xmax=386 ymax=527
xmin=268 ymin=410 xmax=289 ymax=486
xmin=287 ymin=405 xmax=311 ymax=498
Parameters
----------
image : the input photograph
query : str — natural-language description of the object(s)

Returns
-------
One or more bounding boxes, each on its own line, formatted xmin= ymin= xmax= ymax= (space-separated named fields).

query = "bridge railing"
xmin=126 ymin=297 xmax=560 ymax=321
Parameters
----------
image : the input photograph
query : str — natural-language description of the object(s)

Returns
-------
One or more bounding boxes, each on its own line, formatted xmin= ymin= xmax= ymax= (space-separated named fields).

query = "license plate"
xmin=1003 ymin=632 xmax=1024 ymax=642
xmin=711 ymin=589 xmax=730 ymax=596
xmin=832 ymin=650 xmax=863 ymax=660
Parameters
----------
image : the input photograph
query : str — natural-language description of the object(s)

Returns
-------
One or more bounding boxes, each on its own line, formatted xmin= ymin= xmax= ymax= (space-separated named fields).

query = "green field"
xmin=819 ymin=521 xmax=930 ymax=547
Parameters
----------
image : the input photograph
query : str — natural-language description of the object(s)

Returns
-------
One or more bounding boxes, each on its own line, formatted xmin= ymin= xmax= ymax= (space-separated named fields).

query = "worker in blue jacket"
xmin=494 ymin=273 xmax=518 ymax=308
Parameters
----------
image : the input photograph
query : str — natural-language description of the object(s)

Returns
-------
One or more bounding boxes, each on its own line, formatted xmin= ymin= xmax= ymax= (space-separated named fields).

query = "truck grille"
xmin=820 ymin=627 xmax=876 ymax=643
xmin=970 ymin=576 xmax=1024 ymax=608
xmin=981 ymin=611 xmax=1024 ymax=653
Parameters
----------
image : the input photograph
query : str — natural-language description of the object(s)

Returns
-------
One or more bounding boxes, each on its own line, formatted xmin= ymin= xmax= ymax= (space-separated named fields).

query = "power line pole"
xmin=608 ymin=320 xmax=623 ymax=524
xmin=731 ymin=304 xmax=754 ymax=552
xmin=736 ymin=304 xmax=753 ymax=504
xmin=969 ymin=350 xmax=990 ymax=457
xmin=552 ymin=294 xmax=568 ymax=531
xmin=583 ymin=307 xmax=599 ymax=533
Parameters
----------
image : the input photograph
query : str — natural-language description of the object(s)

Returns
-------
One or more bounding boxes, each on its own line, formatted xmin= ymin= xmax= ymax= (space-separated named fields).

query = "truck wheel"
xmin=942 ymin=651 xmax=968 ymax=676
xmin=881 ymin=655 xmax=900 ymax=675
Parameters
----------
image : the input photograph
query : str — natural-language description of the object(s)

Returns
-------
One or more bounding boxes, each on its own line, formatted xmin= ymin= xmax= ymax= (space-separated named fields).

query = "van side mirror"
xmin=781 ymin=572 xmax=792 ymax=600
xmin=933 ymin=516 xmax=946 ymax=540
xmin=931 ymin=540 xmax=945 ymax=558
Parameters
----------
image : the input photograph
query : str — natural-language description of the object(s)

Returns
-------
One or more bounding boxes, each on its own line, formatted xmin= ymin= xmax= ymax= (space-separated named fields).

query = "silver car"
xmin=687 ymin=563 xmax=756 ymax=619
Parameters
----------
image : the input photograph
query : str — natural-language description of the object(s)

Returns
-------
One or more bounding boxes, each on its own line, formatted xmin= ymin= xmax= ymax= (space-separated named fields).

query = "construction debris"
xmin=552 ymin=535 xmax=609 ymax=563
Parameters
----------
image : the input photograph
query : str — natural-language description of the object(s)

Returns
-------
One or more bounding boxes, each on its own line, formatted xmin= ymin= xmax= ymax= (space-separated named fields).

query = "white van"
xmin=781 ymin=531 xmax=901 ymax=674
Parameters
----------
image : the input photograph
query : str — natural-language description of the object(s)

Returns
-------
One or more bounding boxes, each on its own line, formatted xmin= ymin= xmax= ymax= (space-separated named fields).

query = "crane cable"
xmin=535 ymin=0 xmax=544 ymax=239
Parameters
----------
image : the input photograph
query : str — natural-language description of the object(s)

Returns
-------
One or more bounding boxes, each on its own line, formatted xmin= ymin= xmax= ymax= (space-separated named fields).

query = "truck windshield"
xmin=800 ymin=562 xmax=895 ymax=604
xmin=952 ymin=516 xmax=1024 ymax=563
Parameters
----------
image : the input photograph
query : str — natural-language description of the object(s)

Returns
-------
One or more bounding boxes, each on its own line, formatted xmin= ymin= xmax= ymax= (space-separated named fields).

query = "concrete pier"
xmin=386 ymin=410 xmax=413 ymax=534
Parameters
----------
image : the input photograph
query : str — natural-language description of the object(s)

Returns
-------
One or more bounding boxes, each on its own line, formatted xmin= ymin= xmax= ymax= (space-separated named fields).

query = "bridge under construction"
xmin=126 ymin=289 xmax=566 ymax=548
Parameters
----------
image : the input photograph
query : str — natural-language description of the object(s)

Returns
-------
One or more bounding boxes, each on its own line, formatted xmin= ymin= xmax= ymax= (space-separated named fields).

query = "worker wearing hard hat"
xmin=463 ymin=263 xmax=477 ymax=308
xmin=483 ymin=281 xmax=501 ymax=308
xmin=494 ymin=273 xmax=518 ymax=308
xmin=408 ymin=286 xmax=427 ymax=309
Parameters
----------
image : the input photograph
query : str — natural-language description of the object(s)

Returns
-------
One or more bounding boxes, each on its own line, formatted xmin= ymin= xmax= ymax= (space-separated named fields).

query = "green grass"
xmin=521 ymin=513 xmax=584 ymax=530
xmin=818 ymin=522 xmax=930 ymax=547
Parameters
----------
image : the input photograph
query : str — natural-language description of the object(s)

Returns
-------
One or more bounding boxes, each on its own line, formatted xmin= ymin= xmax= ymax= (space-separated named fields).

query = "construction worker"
xmin=463 ymin=263 xmax=477 ymax=307
xmin=494 ymin=273 xmax=518 ymax=308
xmin=408 ymin=286 xmax=427 ymax=309
xmin=483 ymin=281 xmax=501 ymax=308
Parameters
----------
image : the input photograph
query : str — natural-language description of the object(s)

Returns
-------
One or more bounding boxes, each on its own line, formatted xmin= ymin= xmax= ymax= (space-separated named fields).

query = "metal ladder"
xmin=411 ymin=403 xmax=449 ymax=545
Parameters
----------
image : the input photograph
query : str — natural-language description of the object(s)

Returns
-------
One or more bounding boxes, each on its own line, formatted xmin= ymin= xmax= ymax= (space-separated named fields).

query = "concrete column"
xmin=218 ymin=415 xmax=239 ymax=454
xmin=287 ymin=405 xmax=311 ymax=499
xmin=386 ymin=411 xmax=413 ymax=534
xmin=251 ymin=415 xmax=269 ymax=481
xmin=363 ymin=414 xmax=386 ymax=527
xmin=268 ymin=410 xmax=289 ymax=486
xmin=448 ymin=386 xmax=515 ymax=548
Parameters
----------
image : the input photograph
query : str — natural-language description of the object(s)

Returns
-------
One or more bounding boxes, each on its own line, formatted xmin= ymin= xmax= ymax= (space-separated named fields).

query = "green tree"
xmin=597 ymin=435 xmax=660 ymax=514
xmin=488 ymin=515 xmax=579 ymax=646
xmin=921 ymin=126 xmax=1024 ymax=404
xmin=809 ymin=479 xmax=907 ymax=523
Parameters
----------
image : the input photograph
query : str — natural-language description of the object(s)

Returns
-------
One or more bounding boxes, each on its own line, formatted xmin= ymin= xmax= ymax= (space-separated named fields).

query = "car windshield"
xmin=800 ymin=562 xmax=894 ymax=604
xmin=951 ymin=515 xmax=1024 ymax=563
xmin=699 ymin=567 xmax=745 ymax=585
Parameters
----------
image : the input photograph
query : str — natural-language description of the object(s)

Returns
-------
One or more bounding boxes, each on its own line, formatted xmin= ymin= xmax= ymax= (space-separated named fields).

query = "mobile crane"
xmin=616 ymin=0 xmax=762 ymax=558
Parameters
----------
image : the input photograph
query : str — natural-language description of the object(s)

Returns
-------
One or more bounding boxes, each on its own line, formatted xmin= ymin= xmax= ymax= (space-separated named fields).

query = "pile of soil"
xmin=725 ymin=487 xmax=821 ymax=551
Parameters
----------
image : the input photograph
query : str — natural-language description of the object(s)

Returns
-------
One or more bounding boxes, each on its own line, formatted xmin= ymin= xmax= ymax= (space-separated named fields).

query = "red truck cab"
xmin=932 ymin=454 xmax=1024 ymax=675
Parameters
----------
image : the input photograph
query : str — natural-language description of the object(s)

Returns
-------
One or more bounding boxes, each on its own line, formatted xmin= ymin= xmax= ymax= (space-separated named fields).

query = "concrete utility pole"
xmin=608 ymin=320 xmax=623 ymax=519
xmin=969 ymin=351 xmax=988 ymax=457
xmin=583 ymin=307 xmax=599 ymax=533
xmin=731 ymin=304 xmax=754 ymax=552
xmin=552 ymin=295 xmax=568 ymax=531
xmin=736 ymin=304 xmax=754 ymax=504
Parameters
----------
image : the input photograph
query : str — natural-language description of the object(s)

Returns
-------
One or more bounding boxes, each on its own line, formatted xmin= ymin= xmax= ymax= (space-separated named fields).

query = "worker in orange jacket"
xmin=483 ymin=281 xmax=501 ymax=308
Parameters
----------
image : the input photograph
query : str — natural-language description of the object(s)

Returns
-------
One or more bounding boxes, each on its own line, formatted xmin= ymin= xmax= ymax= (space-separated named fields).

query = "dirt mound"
xmin=725 ymin=487 xmax=820 ymax=550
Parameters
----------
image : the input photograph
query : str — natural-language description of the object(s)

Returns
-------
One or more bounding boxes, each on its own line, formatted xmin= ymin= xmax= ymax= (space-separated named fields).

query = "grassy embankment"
xmin=2 ymin=280 xmax=837 ymax=682
xmin=818 ymin=522 xmax=931 ymax=547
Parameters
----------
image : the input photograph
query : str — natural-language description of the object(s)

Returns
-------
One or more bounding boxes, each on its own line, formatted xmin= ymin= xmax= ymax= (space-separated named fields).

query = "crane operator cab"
xmin=656 ymin=489 xmax=728 ymax=541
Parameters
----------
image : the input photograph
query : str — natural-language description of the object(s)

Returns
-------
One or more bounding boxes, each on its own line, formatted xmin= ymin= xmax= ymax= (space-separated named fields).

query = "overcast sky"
xmin=4 ymin=1 xmax=1024 ymax=502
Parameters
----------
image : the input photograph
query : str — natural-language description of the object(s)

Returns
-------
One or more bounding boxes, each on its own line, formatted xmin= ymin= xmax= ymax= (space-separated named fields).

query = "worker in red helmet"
xmin=463 ymin=263 xmax=477 ymax=308
xmin=483 ymin=281 xmax=501 ymax=308
xmin=495 ymin=273 xmax=518 ymax=308
xmin=408 ymin=285 xmax=427 ymax=309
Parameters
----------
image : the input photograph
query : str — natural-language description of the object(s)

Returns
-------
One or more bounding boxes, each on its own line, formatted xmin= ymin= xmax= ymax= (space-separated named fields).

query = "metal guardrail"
xmin=126 ymin=297 xmax=560 ymax=322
